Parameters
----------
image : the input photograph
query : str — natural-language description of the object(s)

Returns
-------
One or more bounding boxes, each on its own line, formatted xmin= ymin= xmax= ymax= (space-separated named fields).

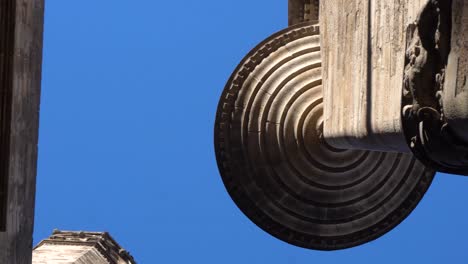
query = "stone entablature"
xmin=32 ymin=230 xmax=136 ymax=264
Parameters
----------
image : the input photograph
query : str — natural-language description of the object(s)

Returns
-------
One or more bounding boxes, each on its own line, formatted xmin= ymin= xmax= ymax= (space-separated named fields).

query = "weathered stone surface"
xmin=33 ymin=244 xmax=98 ymax=264
xmin=0 ymin=1 xmax=44 ymax=263
xmin=214 ymin=22 xmax=435 ymax=250
xmin=444 ymin=0 xmax=468 ymax=142
xmin=32 ymin=230 xmax=136 ymax=264
xmin=0 ymin=0 xmax=16 ymax=233
xmin=399 ymin=0 xmax=468 ymax=176
xmin=320 ymin=0 xmax=427 ymax=152
xmin=289 ymin=0 xmax=319 ymax=25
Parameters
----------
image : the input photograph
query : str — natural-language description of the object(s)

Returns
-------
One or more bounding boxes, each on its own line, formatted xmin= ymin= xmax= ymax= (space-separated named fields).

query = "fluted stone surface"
xmin=320 ymin=0 xmax=428 ymax=152
xmin=214 ymin=22 xmax=435 ymax=250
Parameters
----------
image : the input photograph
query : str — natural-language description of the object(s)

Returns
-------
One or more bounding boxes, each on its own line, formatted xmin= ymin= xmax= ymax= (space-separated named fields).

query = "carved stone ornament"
xmin=402 ymin=0 xmax=468 ymax=175
xmin=214 ymin=22 xmax=435 ymax=250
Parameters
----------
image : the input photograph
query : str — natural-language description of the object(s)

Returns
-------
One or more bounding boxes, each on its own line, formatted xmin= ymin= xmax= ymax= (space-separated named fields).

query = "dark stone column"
xmin=0 ymin=1 xmax=44 ymax=263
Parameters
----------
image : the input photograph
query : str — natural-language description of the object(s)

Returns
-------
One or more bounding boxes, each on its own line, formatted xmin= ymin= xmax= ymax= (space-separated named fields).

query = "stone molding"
xmin=33 ymin=230 xmax=136 ymax=264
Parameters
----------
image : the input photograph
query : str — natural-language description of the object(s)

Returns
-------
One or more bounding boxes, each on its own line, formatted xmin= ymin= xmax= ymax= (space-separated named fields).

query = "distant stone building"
xmin=32 ymin=230 xmax=136 ymax=264
xmin=289 ymin=0 xmax=319 ymax=25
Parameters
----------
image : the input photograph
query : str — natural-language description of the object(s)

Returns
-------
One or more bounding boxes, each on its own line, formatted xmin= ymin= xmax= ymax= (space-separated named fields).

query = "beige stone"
xmin=320 ymin=0 xmax=426 ymax=152
xmin=32 ymin=230 xmax=136 ymax=264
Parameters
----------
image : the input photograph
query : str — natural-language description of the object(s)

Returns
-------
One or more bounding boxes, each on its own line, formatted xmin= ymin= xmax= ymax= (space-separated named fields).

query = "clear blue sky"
xmin=34 ymin=1 xmax=468 ymax=263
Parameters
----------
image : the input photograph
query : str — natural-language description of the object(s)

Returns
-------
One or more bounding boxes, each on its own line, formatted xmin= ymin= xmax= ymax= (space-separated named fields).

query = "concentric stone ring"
xmin=214 ymin=22 xmax=435 ymax=250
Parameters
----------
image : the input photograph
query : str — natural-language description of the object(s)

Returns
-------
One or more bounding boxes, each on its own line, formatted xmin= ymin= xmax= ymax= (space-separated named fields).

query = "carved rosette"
xmin=215 ymin=22 xmax=435 ymax=250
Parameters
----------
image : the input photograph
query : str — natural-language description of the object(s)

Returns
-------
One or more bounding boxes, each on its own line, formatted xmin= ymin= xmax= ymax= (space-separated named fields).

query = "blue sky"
xmin=34 ymin=1 xmax=468 ymax=263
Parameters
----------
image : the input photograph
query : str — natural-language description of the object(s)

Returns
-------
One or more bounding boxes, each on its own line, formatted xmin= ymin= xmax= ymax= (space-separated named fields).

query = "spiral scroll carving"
xmin=214 ymin=22 xmax=435 ymax=250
